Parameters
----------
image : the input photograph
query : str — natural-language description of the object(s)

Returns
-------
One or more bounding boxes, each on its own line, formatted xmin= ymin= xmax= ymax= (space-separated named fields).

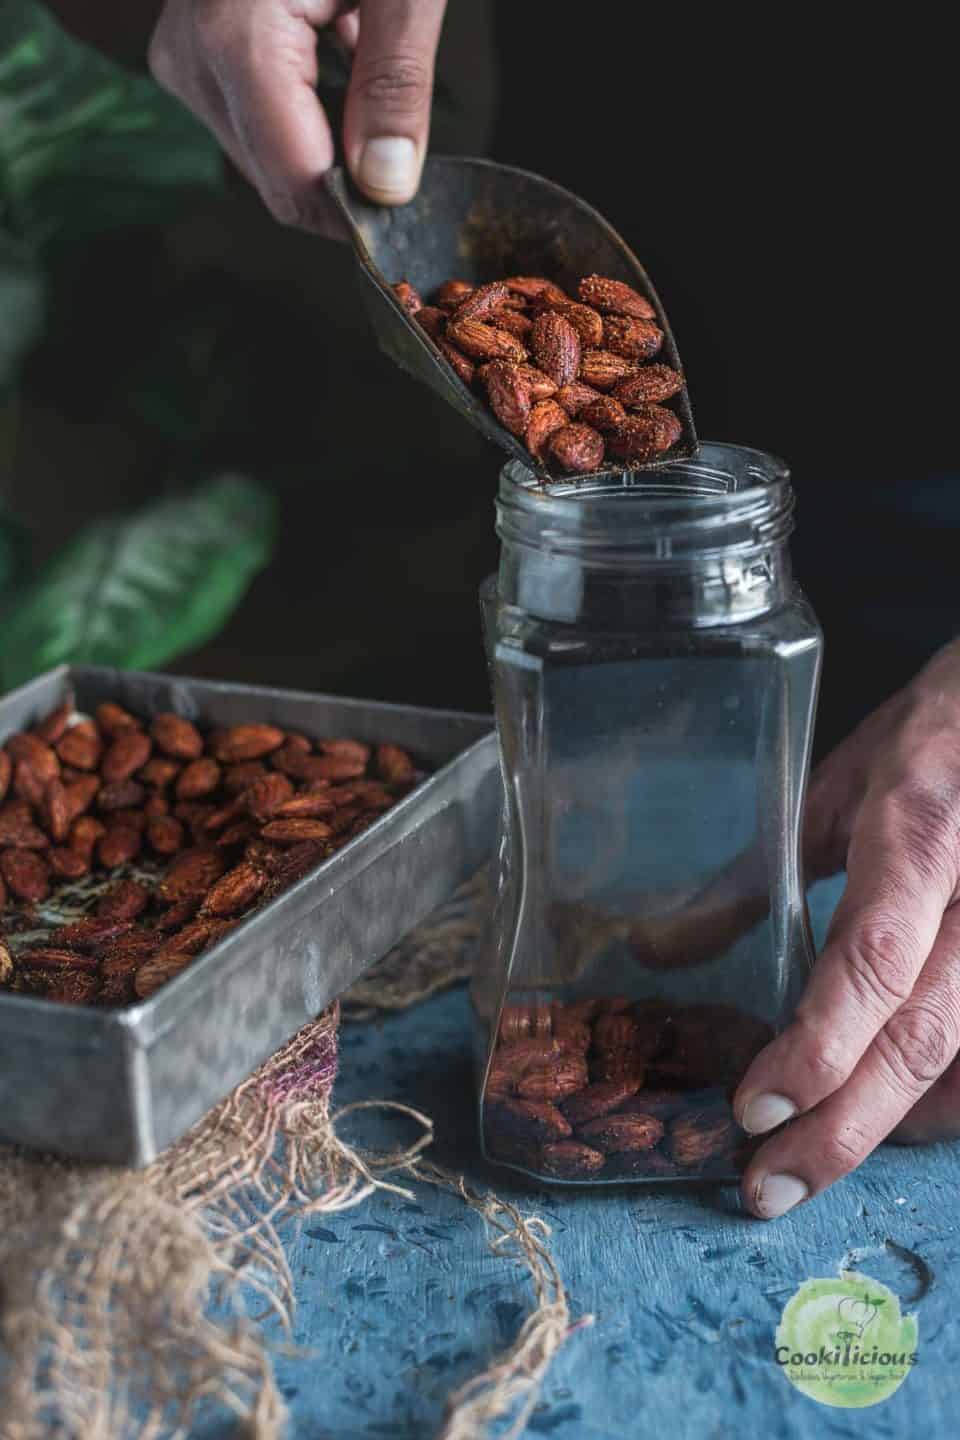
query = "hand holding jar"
xmin=736 ymin=638 xmax=960 ymax=1217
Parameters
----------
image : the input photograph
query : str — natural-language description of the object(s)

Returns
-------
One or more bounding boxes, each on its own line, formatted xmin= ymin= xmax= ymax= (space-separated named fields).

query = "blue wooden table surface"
xmin=213 ymin=876 xmax=960 ymax=1438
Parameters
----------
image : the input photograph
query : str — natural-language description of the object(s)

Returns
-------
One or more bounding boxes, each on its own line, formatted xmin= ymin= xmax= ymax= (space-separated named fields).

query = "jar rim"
xmin=500 ymin=441 xmax=790 ymax=513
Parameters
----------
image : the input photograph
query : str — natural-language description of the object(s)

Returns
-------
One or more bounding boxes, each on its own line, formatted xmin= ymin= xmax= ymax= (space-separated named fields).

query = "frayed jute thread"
xmin=0 ymin=876 xmax=586 ymax=1438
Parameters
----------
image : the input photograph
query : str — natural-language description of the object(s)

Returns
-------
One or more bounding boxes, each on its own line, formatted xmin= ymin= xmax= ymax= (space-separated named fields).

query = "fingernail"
xmin=741 ymin=1092 xmax=797 ymax=1135
xmin=754 ymin=1173 xmax=809 ymax=1219
xmin=357 ymin=137 xmax=419 ymax=202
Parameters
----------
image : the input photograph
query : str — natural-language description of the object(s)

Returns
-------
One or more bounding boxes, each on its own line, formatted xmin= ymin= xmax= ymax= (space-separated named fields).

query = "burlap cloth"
xmin=0 ymin=875 xmax=583 ymax=1440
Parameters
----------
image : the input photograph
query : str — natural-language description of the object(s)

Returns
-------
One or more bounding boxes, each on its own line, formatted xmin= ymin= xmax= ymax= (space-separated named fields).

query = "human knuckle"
xmin=792 ymin=1012 xmax=850 ymax=1088
xmin=879 ymin=1004 xmax=957 ymax=1089
xmin=147 ymin=29 xmax=176 ymax=87
xmin=878 ymin=783 xmax=959 ymax=878
xmin=354 ymin=53 xmax=431 ymax=112
xmin=841 ymin=919 xmax=919 ymax=1011
xmin=820 ymin=1122 xmax=870 ymax=1175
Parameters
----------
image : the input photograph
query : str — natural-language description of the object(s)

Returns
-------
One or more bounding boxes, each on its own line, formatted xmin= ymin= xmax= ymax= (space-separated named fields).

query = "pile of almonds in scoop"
xmin=482 ymin=995 xmax=773 ymax=1181
xmin=0 ymin=699 xmax=419 ymax=1006
xmin=391 ymin=273 xmax=686 ymax=474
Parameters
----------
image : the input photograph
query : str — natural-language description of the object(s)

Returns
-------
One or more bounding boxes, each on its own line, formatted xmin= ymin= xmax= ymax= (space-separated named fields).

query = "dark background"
xmin=13 ymin=4 xmax=957 ymax=759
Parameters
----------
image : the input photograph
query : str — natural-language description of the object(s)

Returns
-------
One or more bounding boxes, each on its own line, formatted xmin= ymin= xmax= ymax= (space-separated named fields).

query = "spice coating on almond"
xmin=578 ymin=275 xmax=657 ymax=320
xmin=548 ymin=423 xmax=605 ymax=474
xmin=530 ymin=311 xmax=581 ymax=387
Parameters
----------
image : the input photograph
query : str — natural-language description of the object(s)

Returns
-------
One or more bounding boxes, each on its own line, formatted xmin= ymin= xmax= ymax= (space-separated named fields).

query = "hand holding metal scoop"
xmin=324 ymin=156 xmax=698 ymax=483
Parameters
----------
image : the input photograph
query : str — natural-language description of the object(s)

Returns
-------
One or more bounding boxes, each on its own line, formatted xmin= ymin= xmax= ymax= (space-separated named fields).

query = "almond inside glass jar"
xmin=481 ymin=994 xmax=773 ymax=1182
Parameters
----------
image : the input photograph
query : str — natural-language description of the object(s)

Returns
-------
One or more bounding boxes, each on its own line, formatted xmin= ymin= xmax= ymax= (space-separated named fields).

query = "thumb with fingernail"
xmin=343 ymin=0 xmax=447 ymax=205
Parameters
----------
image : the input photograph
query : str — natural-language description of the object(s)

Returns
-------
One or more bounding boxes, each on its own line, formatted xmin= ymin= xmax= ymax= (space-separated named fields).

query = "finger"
xmin=148 ymin=8 xmax=255 ymax=184
xmin=343 ymin=0 xmax=447 ymax=203
xmin=336 ymin=8 xmax=360 ymax=48
xmin=200 ymin=2 xmax=339 ymax=229
xmin=734 ymin=784 xmax=956 ymax=1136
xmin=802 ymin=753 xmax=857 ymax=882
xmin=891 ymin=1036 xmax=960 ymax=1143
xmin=742 ymin=904 xmax=960 ymax=1216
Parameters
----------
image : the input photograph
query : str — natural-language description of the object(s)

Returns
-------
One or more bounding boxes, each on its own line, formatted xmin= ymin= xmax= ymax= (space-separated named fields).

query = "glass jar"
xmin=473 ymin=443 xmax=822 ymax=1185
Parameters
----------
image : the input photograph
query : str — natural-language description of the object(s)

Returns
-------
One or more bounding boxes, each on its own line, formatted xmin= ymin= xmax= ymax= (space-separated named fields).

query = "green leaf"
xmin=0 ymin=474 xmax=276 ymax=690
xmin=0 ymin=0 xmax=220 ymax=250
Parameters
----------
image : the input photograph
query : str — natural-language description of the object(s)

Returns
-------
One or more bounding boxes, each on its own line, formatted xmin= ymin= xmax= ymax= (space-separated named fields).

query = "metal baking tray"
xmin=0 ymin=665 xmax=497 ymax=1166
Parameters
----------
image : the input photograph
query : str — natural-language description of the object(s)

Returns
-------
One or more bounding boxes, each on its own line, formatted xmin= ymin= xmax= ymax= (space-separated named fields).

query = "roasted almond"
xmin=576 ymin=1111 xmax=664 ymax=1153
xmin=446 ymin=317 xmax=527 ymax=363
xmin=498 ymin=1003 xmax=552 ymax=1042
xmin=5 ymin=733 xmax=59 ymax=784
xmin=414 ymin=304 xmax=446 ymax=339
xmin=497 ymin=1098 xmax=572 ymax=1142
xmin=98 ymin=825 xmax=141 ymax=868
xmin=539 ymin=1140 xmax=606 ymax=1179
xmin=211 ymin=724 xmax=285 ymax=763
xmin=158 ymin=847 xmax=227 ymax=903
xmin=602 ymin=315 xmax=664 ymax=362
xmin=69 ymin=816 xmax=106 ymax=861
xmin=222 ymin=761 xmax=268 ymax=795
xmin=42 ymin=778 xmax=70 ymax=843
xmin=63 ymin=775 xmax=100 ymax=823
xmin=273 ymin=791 xmax=336 ymax=820
xmin=260 ymin=818 xmax=333 ymax=845
xmin=560 ymin=1080 xmax=642 ymax=1127
xmin=451 ymin=279 xmax=509 ymax=322
xmin=0 ymin=849 xmax=50 ymax=903
xmin=526 ymin=399 xmax=569 ymax=460
xmin=151 ymin=712 xmax=203 ymax=761
xmin=516 ymin=1056 xmax=588 ymax=1102
xmin=480 ymin=360 xmax=531 ymax=438
xmin=578 ymin=349 xmax=638 ymax=391
xmin=95 ymin=702 xmax=140 ymax=736
xmin=56 ymin=916 xmax=134 ymax=950
xmin=134 ymin=952 xmax=193 ymax=1000
xmin=578 ymin=275 xmax=656 ymax=320
xmin=176 ymin=757 xmax=221 ymax=800
xmin=32 ymin=701 xmax=72 ymax=745
xmin=534 ymin=296 xmax=604 ymax=347
xmin=101 ymin=730 xmax=152 ymax=784
xmin=13 ymin=760 xmax=45 ymax=809
xmin=56 ymin=725 xmax=101 ymax=771
xmin=97 ymin=780 xmax=145 ymax=812
xmin=579 ymin=395 xmax=629 ymax=432
xmin=0 ymin=801 xmax=49 ymax=850
xmin=613 ymin=365 xmax=684 ymax=407
xmin=391 ymin=279 xmax=422 ymax=315
xmin=434 ymin=279 xmax=474 ymax=310
xmin=146 ymin=814 xmax=185 ymax=855
xmin=97 ymin=879 xmax=150 ymax=921
xmin=48 ymin=845 xmax=90 ymax=879
xmin=492 ymin=306 xmax=533 ymax=340
xmin=42 ymin=978 xmax=102 ymax=1013
xmin=554 ymin=380 xmax=603 ymax=418
xmin=200 ymin=860 xmax=266 ymax=918
xmin=670 ymin=1109 xmax=738 ymax=1167
xmin=19 ymin=945 xmax=98 ymax=974
xmin=504 ymin=276 xmax=569 ymax=305
xmin=547 ymin=422 xmax=604 ymax=474
xmin=530 ymin=311 xmax=581 ymax=386
xmin=514 ymin=363 xmax=559 ymax=401
xmin=437 ymin=339 xmax=475 ymax=386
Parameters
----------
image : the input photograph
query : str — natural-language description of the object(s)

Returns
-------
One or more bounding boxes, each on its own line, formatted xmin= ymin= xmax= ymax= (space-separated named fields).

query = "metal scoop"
xmin=324 ymin=157 xmax=698 ymax=483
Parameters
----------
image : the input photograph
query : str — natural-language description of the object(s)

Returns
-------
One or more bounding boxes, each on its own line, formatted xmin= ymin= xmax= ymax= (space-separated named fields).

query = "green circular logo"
xmin=775 ymin=1272 xmax=919 ymax=1408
